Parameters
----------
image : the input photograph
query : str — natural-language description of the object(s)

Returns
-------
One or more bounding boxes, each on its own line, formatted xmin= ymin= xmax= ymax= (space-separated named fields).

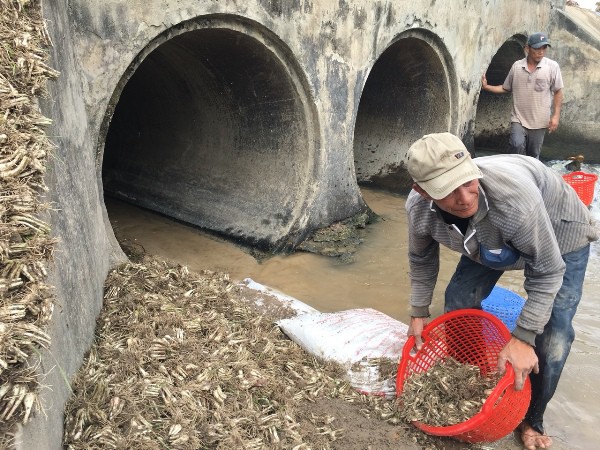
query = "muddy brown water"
xmin=106 ymin=184 xmax=600 ymax=450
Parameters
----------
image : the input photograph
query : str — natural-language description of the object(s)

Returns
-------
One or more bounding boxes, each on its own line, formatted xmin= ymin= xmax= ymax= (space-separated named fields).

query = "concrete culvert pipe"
xmin=353 ymin=32 xmax=454 ymax=193
xmin=102 ymin=24 xmax=316 ymax=252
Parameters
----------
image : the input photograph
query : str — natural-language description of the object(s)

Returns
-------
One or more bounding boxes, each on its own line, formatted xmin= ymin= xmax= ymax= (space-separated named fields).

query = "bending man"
xmin=405 ymin=132 xmax=597 ymax=449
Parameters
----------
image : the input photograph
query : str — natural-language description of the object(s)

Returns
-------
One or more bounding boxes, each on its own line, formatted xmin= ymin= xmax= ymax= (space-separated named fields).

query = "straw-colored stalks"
xmin=62 ymin=260 xmax=363 ymax=449
xmin=0 ymin=384 xmax=38 ymax=423
xmin=1 ymin=0 xmax=57 ymax=438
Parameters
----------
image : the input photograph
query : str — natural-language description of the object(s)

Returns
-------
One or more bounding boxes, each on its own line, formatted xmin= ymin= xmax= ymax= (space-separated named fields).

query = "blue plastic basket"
xmin=481 ymin=287 xmax=525 ymax=332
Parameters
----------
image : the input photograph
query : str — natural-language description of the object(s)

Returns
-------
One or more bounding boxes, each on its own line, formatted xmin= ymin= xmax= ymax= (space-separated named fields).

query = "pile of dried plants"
xmin=64 ymin=257 xmax=407 ymax=449
xmin=399 ymin=358 xmax=500 ymax=427
xmin=0 ymin=0 xmax=58 ymax=443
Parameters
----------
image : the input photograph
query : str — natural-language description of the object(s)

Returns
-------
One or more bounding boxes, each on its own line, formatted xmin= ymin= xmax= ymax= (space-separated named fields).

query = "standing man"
xmin=405 ymin=132 xmax=597 ymax=450
xmin=481 ymin=32 xmax=564 ymax=158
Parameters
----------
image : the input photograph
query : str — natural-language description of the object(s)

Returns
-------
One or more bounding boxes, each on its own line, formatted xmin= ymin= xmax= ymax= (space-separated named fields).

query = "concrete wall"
xmin=545 ymin=6 xmax=600 ymax=160
xmin=59 ymin=0 xmax=557 ymax=250
xmin=16 ymin=1 xmax=126 ymax=448
xmin=22 ymin=0 xmax=565 ymax=448
xmin=474 ymin=34 xmax=527 ymax=153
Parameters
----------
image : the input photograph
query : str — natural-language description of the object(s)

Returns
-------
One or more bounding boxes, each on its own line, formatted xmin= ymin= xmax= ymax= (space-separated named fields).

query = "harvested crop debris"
xmin=0 ymin=0 xmax=58 ymax=442
xmin=398 ymin=358 xmax=501 ymax=427
xmin=64 ymin=258 xmax=357 ymax=449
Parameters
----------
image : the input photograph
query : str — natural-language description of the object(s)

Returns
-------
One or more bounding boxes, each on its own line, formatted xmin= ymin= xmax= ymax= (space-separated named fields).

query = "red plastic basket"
xmin=562 ymin=171 xmax=598 ymax=206
xmin=396 ymin=309 xmax=531 ymax=443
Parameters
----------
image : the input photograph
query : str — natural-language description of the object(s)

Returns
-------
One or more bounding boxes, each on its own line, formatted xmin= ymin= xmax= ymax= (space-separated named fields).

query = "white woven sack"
xmin=277 ymin=308 xmax=409 ymax=397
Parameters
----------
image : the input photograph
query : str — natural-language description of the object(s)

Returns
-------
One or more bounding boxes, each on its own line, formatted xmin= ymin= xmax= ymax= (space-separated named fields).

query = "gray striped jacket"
xmin=406 ymin=154 xmax=598 ymax=342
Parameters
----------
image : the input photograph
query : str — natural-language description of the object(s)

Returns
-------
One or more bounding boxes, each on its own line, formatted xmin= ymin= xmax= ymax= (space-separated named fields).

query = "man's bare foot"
xmin=518 ymin=422 xmax=553 ymax=450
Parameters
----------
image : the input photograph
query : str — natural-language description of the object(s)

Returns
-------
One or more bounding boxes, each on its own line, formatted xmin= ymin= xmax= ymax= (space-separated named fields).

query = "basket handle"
xmin=480 ymin=362 xmax=516 ymax=414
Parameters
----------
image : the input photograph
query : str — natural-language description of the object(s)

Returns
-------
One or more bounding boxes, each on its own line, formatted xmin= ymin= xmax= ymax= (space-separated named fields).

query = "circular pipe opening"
xmin=101 ymin=22 xmax=317 ymax=251
xmin=353 ymin=33 xmax=453 ymax=193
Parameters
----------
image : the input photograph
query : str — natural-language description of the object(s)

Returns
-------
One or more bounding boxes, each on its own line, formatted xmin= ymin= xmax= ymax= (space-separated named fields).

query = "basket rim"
xmin=562 ymin=171 xmax=598 ymax=182
xmin=482 ymin=286 xmax=525 ymax=303
xmin=409 ymin=309 xmax=512 ymax=343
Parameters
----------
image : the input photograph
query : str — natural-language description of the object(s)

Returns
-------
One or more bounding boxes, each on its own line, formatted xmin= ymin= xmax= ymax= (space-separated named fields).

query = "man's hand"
xmin=549 ymin=88 xmax=563 ymax=134
xmin=548 ymin=115 xmax=560 ymax=133
xmin=407 ymin=317 xmax=429 ymax=351
xmin=497 ymin=336 xmax=539 ymax=390
xmin=481 ymin=73 xmax=508 ymax=94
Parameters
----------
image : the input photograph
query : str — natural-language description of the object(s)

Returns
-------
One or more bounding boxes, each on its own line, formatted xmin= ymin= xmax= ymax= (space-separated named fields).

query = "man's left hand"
xmin=497 ymin=336 xmax=539 ymax=390
xmin=548 ymin=116 xmax=560 ymax=133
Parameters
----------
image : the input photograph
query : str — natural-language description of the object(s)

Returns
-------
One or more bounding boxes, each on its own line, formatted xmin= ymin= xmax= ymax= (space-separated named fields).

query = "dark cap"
xmin=527 ymin=32 xmax=551 ymax=49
